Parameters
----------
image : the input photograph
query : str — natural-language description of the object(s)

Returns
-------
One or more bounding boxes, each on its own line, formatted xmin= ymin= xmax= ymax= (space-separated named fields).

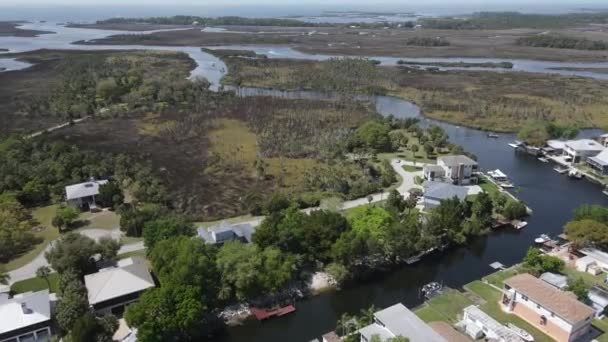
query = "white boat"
xmin=498 ymin=182 xmax=514 ymax=189
xmin=514 ymin=221 xmax=528 ymax=230
xmin=508 ymin=143 xmax=520 ymax=149
xmin=554 ymin=166 xmax=569 ymax=174
xmin=507 ymin=323 xmax=534 ymax=341
xmin=534 ymin=234 xmax=551 ymax=244
xmin=537 ymin=157 xmax=549 ymax=163
xmin=568 ymin=169 xmax=583 ymax=179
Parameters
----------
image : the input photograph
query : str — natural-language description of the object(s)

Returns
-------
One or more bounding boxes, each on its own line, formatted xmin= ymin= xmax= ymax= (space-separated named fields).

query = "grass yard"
xmin=414 ymin=289 xmax=473 ymax=323
xmin=562 ymin=265 xmax=607 ymax=287
xmin=11 ymin=272 xmax=59 ymax=294
xmin=465 ymin=280 xmax=554 ymax=342
xmin=117 ymin=249 xmax=147 ymax=260
xmin=77 ymin=210 xmax=120 ymax=230
xmin=402 ymin=165 xmax=423 ymax=172
xmin=593 ymin=318 xmax=608 ymax=342
xmin=482 ymin=265 xmax=523 ymax=288
xmin=478 ymin=176 xmax=501 ymax=197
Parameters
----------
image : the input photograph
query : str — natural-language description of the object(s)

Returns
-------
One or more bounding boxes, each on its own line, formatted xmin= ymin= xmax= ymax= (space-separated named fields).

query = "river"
xmin=1 ymin=23 xmax=608 ymax=342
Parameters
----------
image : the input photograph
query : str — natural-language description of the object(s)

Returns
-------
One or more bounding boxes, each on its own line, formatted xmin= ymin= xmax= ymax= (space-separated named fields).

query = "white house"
xmin=422 ymin=165 xmax=445 ymax=182
xmin=84 ymin=257 xmax=155 ymax=315
xmin=0 ymin=290 xmax=52 ymax=342
xmin=65 ymin=179 xmax=108 ymax=210
xmin=502 ymin=273 xmax=594 ymax=342
xmin=357 ymin=303 xmax=446 ymax=342
xmin=197 ymin=221 xmax=255 ymax=245
xmin=563 ymin=139 xmax=605 ymax=163
xmin=588 ymin=286 xmax=608 ymax=318
xmin=587 ymin=149 xmax=608 ymax=176
xmin=576 ymin=248 xmax=608 ymax=275
xmin=436 ymin=155 xmax=478 ymax=185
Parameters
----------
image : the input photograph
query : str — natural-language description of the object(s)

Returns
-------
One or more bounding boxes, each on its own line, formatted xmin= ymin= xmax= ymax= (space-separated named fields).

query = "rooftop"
xmin=589 ymin=286 xmax=608 ymax=307
xmin=372 ymin=303 xmax=446 ymax=342
xmin=438 ymin=155 xmax=477 ymax=167
xmin=565 ymin=139 xmax=604 ymax=152
xmin=65 ymin=179 xmax=108 ymax=200
xmin=589 ymin=149 xmax=608 ymax=166
xmin=463 ymin=305 xmax=522 ymax=342
xmin=197 ymin=221 xmax=255 ymax=244
xmin=84 ymin=257 xmax=155 ymax=306
xmin=423 ymin=181 xmax=469 ymax=201
xmin=580 ymin=248 xmax=608 ymax=267
xmin=504 ymin=273 xmax=594 ymax=324
xmin=539 ymin=272 xmax=568 ymax=289
xmin=424 ymin=165 xmax=445 ymax=172
xmin=0 ymin=290 xmax=51 ymax=335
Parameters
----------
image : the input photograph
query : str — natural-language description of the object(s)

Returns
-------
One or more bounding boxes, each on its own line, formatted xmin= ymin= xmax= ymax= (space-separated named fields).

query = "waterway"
xmin=1 ymin=23 xmax=608 ymax=342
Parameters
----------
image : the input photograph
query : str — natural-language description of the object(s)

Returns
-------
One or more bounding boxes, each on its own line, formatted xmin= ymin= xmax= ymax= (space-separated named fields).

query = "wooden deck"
xmin=251 ymin=305 xmax=296 ymax=320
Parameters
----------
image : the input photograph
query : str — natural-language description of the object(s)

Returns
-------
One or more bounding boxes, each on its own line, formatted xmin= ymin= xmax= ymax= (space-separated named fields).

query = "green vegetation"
xmin=11 ymin=272 xmax=60 ymax=293
xmin=201 ymin=48 xmax=265 ymax=58
xmin=521 ymin=247 xmax=565 ymax=276
xmin=517 ymin=34 xmax=608 ymax=50
xmin=565 ymin=204 xmax=608 ymax=249
xmin=97 ymin=15 xmax=322 ymax=27
xmin=415 ymin=289 xmax=473 ymax=323
xmin=220 ymin=57 xmax=608 ymax=132
xmin=397 ymin=60 xmax=513 ymax=69
xmin=405 ymin=37 xmax=450 ymax=47
xmin=517 ymin=122 xmax=579 ymax=146
xmin=420 ymin=11 xmax=608 ymax=30
xmin=44 ymin=233 xmax=119 ymax=276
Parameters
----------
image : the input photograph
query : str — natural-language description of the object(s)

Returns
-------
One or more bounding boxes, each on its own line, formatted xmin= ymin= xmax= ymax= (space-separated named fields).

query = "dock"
xmin=489 ymin=262 xmax=506 ymax=270
xmin=250 ymin=305 xmax=296 ymax=321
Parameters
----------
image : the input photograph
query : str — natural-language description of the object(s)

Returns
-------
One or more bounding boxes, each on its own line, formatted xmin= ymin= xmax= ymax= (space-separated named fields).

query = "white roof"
xmin=565 ymin=139 xmax=604 ymax=152
xmin=540 ymin=272 xmax=568 ymax=289
xmin=589 ymin=149 xmax=608 ymax=166
xmin=85 ymin=257 xmax=155 ymax=306
xmin=589 ymin=286 xmax=608 ymax=308
xmin=0 ymin=290 xmax=51 ymax=335
xmin=580 ymin=248 xmax=608 ymax=266
xmin=488 ymin=169 xmax=507 ymax=178
xmin=358 ymin=323 xmax=395 ymax=341
xmin=547 ymin=140 xmax=568 ymax=150
xmin=372 ymin=303 xmax=446 ymax=342
xmin=65 ymin=179 xmax=108 ymax=200
xmin=464 ymin=305 xmax=522 ymax=342
xmin=438 ymin=155 xmax=477 ymax=167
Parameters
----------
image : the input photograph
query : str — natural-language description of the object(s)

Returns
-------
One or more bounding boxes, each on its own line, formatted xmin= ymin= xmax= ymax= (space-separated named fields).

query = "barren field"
xmin=83 ymin=24 xmax=608 ymax=61
xmin=0 ymin=21 xmax=52 ymax=37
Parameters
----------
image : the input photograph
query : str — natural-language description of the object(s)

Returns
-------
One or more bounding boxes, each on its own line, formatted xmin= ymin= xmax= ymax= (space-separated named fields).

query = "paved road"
xmin=7 ymin=228 xmax=144 ymax=285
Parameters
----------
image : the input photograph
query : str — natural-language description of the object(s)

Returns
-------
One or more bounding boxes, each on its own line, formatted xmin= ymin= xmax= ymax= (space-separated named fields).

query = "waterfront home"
xmin=422 ymin=181 xmax=468 ymax=210
xmin=600 ymin=134 xmax=608 ymax=148
xmin=84 ymin=257 xmax=155 ymax=315
xmin=502 ymin=273 xmax=594 ymax=342
xmin=588 ymin=286 xmax=608 ymax=318
xmin=422 ymin=165 xmax=446 ymax=182
xmin=576 ymin=248 xmax=608 ymax=274
xmin=197 ymin=221 xmax=255 ymax=245
xmin=587 ymin=149 xmax=608 ymax=176
xmin=437 ymin=155 xmax=478 ymax=185
xmin=547 ymin=140 xmax=568 ymax=154
xmin=356 ymin=303 xmax=446 ymax=342
xmin=539 ymin=272 xmax=569 ymax=290
xmin=563 ymin=139 xmax=605 ymax=164
xmin=65 ymin=178 xmax=108 ymax=211
xmin=460 ymin=305 xmax=523 ymax=341
xmin=321 ymin=332 xmax=340 ymax=342
xmin=0 ymin=290 xmax=52 ymax=342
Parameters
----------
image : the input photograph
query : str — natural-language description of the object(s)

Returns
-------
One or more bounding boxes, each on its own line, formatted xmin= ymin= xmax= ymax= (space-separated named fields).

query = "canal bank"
xmin=219 ymin=95 xmax=608 ymax=342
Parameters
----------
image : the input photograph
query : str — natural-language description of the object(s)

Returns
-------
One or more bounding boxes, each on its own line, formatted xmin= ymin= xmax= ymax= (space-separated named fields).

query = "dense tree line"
xmin=96 ymin=15 xmax=323 ymax=27
xmin=517 ymin=34 xmax=608 ymax=50
xmin=565 ymin=204 xmax=608 ymax=250
xmin=517 ymin=122 xmax=579 ymax=146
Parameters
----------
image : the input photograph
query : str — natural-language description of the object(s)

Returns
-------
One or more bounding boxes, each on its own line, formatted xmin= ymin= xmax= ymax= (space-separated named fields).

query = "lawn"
xmin=117 ymin=249 xmax=147 ymax=260
xmin=593 ymin=318 xmax=608 ymax=342
xmin=465 ymin=280 xmax=554 ymax=342
xmin=11 ymin=272 xmax=59 ymax=294
xmin=1 ymin=204 xmax=59 ymax=271
xmin=562 ymin=265 xmax=606 ymax=287
xmin=414 ymin=289 xmax=473 ymax=323
xmin=482 ymin=265 xmax=523 ymax=288
xmin=402 ymin=165 xmax=422 ymax=172
xmin=478 ymin=176 xmax=501 ymax=197
xmin=77 ymin=210 xmax=120 ymax=230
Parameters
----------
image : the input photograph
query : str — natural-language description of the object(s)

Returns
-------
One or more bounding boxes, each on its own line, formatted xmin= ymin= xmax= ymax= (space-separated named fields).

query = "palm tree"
xmin=0 ymin=268 xmax=10 ymax=285
xmin=358 ymin=305 xmax=377 ymax=326
xmin=36 ymin=266 xmax=51 ymax=290
xmin=336 ymin=312 xmax=354 ymax=336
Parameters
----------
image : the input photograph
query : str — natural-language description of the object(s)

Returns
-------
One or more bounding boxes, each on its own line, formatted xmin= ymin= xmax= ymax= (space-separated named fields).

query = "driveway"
xmin=7 ymin=228 xmax=144 ymax=285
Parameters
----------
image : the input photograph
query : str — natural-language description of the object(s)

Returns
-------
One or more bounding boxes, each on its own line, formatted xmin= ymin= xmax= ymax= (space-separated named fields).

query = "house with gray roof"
xmin=0 ymin=290 xmax=52 ymax=342
xmin=423 ymin=181 xmax=469 ymax=210
xmin=588 ymin=286 xmax=608 ymax=318
xmin=197 ymin=221 xmax=255 ymax=245
xmin=357 ymin=303 xmax=446 ymax=342
xmin=563 ymin=139 xmax=604 ymax=163
xmin=84 ymin=257 xmax=155 ymax=315
xmin=539 ymin=272 xmax=568 ymax=290
xmin=437 ymin=155 xmax=478 ymax=185
xmin=65 ymin=179 xmax=108 ymax=210
xmin=588 ymin=149 xmax=608 ymax=176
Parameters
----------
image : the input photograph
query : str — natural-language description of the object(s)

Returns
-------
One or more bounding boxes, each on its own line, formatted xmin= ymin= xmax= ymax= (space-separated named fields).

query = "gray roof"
xmin=463 ymin=305 xmax=522 ymax=342
xmin=589 ymin=286 xmax=608 ymax=307
xmin=197 ymin=221 xmax=255 ymax=244
xmin=424 ymin=165 xmax=445 ymax=173
xmin=540 ymin=272 xmax=568 ymax=289
xmin=565 ymin=139 xmax=604 ymax=152
xmin=589 ymin=149 xmax=608 ymax=166
xmin=423 ymin=181 xmax=469 ymax=201
xmin=438 ymin=155 xmax=477 ymax=167
xmin=85 ymin=257 xmax=155 ymax=306
xmin=366 ymin=303 xmax=447 ymax=342
xmin=65 ymin=179 xmax=108 ymax=200
xmin=0 ymin=290 xmax=51 ymax=335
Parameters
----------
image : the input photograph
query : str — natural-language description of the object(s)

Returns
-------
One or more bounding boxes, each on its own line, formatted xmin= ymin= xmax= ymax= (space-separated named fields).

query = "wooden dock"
xmin=251 ymin=305 xmax=296 ymax=321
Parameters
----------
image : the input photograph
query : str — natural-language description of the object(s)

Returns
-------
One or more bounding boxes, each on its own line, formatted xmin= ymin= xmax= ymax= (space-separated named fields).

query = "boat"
xmin=421 ymin=282 xmax=443 ymax=299
xmin=507 ymin=323 xmax=534 ymax=341
xmin=537 ymin=157 xmax=549 ymax=163
xmin=554 ymin=166 xmax=569 ymax=174
xmin=487 ymin=169 xmax=514 ymax=188
xmin=534 ymin=234 xmax=551 ymax=244
xmin=568 ymin=169 xmax=583 ymax=179
xmin=487 ymin=133 xmax=500 ymax=138
xmin=250 ymin=304 xmax=296 ymax=321
xmin=508 ymin=143 xmax=521 ymax=149
xmin=514 ymin=221 xmax=528 ymax=230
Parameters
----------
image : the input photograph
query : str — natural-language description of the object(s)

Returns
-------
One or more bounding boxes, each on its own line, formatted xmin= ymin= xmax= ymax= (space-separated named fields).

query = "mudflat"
xmin=0 ymin=21 xmax=53 ymax=37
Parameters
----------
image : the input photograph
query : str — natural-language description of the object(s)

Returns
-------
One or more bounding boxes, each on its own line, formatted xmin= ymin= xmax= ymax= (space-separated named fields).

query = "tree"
xmin=471 ymin=192 xmax=494 ymax=224
xmin=522 ymin=247 xmax=564 ymax=275
xmin=0 ymin=195 xmax=38 ymax=263
xmin=410 ymin=144 xmax=419 ymax=158
xmin=36 ymin=266 xmax=52 ymax=289
xmin=149 ymin=237 xmax=219 ymax=305
xmin=70 ymin=312 xmax=118 ymax=342
xmin=298 ymin=210 xmax=351 ymax=264
xmin=426 ymin=197 xmax=466 ymax=245
xmin=385 ymin=189 xmax=406 ymax=214
xmin=143 ymin=214 xmax=194 ymax=250
xmin=503 ymin=200 xmax=527 ymax=220
xmin=55 ymin=270 xmax=89 ymax=332
xmin=565 ymin=219 xmax=608 ymax=249
xmin=45 ymin=233 xmax=100 ymax=276
xmin=118 ymin=203 xmax=165 ymax=237
xmin=423 ymin=142 xmax=434 ymax=155
xmin=125 ymin=285 xmax=211 ymax=342
xmin=253 ymin=207 xmax=306 ymax=254
xmin=97 ymin=181 xmax=124 ymax=208
xmin=517 ymin=122 xmax=550 ymax=146
xmin=381 ymin=160 xmax=397 ymax=187
xmin=18 ymin=179 xmax=50 ymax=206
xmin=325 ymin=262 xmax=349 ymax=285
xmin=263 ymin=193 xmax=291 ymax=214
xmin=568 ymin=277 xmax=589 ymax=301
xmin=355 ymin=120 xmax=392 ymax=152
xmin=97 ymin=237 xmax=121 ymax=261
xmin=0 ymin=267 xmax=9 ymax=285
xmin=573 ymin=204 xmax=608 ymax=224
xmin=52 ymin=206 xmax=80 ymax=231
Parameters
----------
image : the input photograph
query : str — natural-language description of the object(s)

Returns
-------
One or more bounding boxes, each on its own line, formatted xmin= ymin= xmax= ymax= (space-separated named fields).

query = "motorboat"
xmin=487 ymin=169 xmax=514 ymax=188
xmin=421 ymin=282 xmax=443 ymax=299
xmin=554 ymin=166 xmax=569 ymax=174
xmin=537 ymin=157 xmax=549 ymax=163
xmin=568 ymin=169 xmax=583 ymax=179
xmin=514 ymin=221 xmax=528 ymax=230
xmin=534 ymin=234 xmax=551 ymax=244
xmin=487 ymin=133 xmax=500 ymax=138
xmin=507 ymin=323 xmax=534 ymax=341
